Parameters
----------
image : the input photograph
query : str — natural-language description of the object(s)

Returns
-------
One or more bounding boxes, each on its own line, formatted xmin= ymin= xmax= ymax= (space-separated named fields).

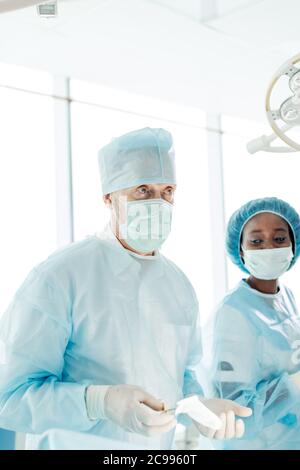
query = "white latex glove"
xmin=290 ymin=371 xmax=300 ymax=390
xmin=86 ymin=384 xmax=176 ymax=437
xmin=193 ymin=398 xmax=252 ymax=440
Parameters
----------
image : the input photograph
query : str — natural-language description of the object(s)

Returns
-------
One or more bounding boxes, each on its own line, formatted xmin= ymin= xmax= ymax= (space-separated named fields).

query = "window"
xmin=0 ymin=62 xmax=53 ymax=94
xmin=0 ymin=63 xmax=56 ymax=314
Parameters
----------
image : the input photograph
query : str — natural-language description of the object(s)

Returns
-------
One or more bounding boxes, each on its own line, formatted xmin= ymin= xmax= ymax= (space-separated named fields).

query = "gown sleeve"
xmin=0 ymin=268 xmax=96 ymax=434
xmin=212 ymin=303 xmax=300 ymax=438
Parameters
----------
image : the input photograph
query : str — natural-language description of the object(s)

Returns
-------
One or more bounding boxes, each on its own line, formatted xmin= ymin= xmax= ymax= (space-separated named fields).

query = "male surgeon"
xmin=0 ymin=128 xmax=251 ymax=449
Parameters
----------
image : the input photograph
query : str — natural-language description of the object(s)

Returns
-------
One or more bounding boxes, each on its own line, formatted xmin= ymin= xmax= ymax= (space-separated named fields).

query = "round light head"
xmin=289 ymin=70 xmax=300 ymax=92
xmin=280 ymin=96 xmax=300 ymax=124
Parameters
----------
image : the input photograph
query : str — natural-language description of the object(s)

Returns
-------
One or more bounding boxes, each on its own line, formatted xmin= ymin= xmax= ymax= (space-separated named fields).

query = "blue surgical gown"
xmin=211 ymin=279 xmax=300 ymax=450
xmin=0 ymin=227 xmax=202 ymax=450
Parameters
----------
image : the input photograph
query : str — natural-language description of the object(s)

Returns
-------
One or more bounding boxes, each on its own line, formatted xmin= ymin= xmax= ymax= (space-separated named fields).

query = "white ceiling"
xmin=0 ymin=0 xmax=299 ymax=121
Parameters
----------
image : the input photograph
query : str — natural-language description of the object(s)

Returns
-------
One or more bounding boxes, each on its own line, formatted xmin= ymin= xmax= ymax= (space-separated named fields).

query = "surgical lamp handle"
xmin=247 ymin=124 xmax=294 ymax=154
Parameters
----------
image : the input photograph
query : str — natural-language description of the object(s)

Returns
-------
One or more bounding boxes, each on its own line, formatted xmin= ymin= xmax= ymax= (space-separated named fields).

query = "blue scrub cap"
xmin=98 ymin=127 xmax=176 ymax=194
xmin=226 ymin=197 xmax=300 ymax=273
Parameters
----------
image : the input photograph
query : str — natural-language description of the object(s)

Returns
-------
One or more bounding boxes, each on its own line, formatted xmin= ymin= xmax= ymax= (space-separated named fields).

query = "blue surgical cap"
xmin=226 ymin=197 xmax=300 ymax=273
xmin=98 ymin=127 xmax=176 ymax=194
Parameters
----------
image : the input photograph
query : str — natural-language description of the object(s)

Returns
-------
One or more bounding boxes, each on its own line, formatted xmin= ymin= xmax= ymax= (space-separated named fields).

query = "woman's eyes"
xmin=250 ymin=239 xmax=263 ymax=244
xmin=274 ymin=237 xmax=287 ymax=243
xmin=250 ymin=237 xmax=287 ymax=244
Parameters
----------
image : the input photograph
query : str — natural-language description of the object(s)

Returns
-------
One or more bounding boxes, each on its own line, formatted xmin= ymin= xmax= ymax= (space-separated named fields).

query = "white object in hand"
xmin=175 ymin=396 xmax=222 ymax=430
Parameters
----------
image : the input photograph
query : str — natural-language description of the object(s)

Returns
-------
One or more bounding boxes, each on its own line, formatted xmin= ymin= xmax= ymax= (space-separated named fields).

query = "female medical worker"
xmin=212 ymin=197 xmax=300 ymax=450
xmin=0 ymin=127 xmax=250 ymax=450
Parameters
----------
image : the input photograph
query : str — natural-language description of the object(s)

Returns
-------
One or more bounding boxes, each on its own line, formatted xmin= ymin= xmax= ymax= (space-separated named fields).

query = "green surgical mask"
xmin=119 ymin=198 xmax=173 ymax=253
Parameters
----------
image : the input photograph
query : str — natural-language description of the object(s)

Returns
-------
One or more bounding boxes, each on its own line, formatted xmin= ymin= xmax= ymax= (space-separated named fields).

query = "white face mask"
xmin=241 ymin=246 xmax=294 ymax=280
xmin=119 ymin=198 xmax=173 ymax=253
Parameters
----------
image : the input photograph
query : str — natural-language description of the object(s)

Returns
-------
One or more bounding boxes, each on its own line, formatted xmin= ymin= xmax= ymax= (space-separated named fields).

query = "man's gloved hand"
xmin=86 ymin=384 xmax=177 ymax=437
xmin=193 ymin=397 xmax=252 ymax=440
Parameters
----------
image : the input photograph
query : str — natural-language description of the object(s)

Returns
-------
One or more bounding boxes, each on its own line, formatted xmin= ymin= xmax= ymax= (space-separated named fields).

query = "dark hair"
xmin=288 ymin=225 xmax=295 ymax=253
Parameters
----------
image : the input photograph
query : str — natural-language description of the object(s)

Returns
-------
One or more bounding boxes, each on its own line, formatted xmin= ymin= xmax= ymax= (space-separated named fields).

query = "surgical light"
xmin=247 ymin=53 xmax=300 ymax=154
